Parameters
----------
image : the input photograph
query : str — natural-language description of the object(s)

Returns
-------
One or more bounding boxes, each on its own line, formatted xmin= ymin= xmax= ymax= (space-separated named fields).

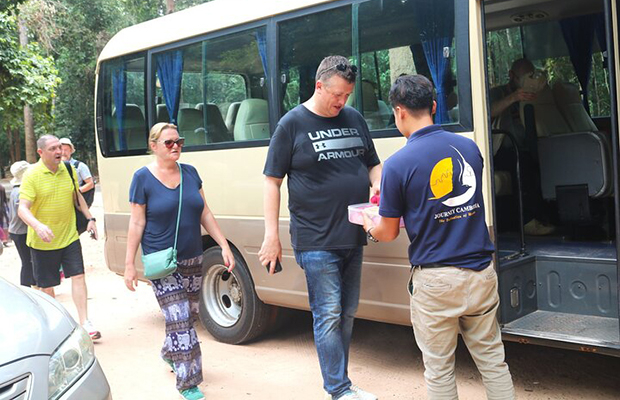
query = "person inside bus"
xmin=363 ymin=74 xmax=516 ymax=400
xmin=259 ymin=55 xmax=382 ymax=400
xmin=123 ymin=122 xmax=236 ymax=400
xmin=489 ymin=58 xmax=555 ymax=236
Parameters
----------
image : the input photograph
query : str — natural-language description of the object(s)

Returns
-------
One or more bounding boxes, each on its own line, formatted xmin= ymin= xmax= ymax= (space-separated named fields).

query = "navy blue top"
xmin=264 ymin=105 xmax=380 ymax=250
xmin=379 ymin=125 xmax=494 ymax=270
xmin=129 ymin=163 xmax=204 ymax=260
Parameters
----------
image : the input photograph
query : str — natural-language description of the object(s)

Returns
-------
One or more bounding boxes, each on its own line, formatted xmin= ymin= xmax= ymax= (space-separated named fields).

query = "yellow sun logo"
xmin=429 ymin=157 xmax=453 ymax=200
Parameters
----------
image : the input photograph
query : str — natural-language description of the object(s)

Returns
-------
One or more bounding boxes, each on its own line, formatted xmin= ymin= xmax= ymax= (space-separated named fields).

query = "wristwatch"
xmin=366 ymin=227 xmax=379 ymax=243
xmin=87 ymin=218 xmax=96 ymax=222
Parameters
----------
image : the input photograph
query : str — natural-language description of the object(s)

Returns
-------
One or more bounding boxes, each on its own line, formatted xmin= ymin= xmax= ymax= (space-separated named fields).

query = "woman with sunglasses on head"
xmin=124 ymin=122 xmax=235 ymax=400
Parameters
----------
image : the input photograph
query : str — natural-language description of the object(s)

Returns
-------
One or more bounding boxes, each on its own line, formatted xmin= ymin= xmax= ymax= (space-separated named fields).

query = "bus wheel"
xmin=198 ymin=246 xmax=272 ymax=344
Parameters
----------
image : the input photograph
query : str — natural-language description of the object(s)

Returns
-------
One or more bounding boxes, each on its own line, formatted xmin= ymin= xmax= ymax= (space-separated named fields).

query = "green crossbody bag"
xmin=142 ymin=162 xmax=183 ymax=280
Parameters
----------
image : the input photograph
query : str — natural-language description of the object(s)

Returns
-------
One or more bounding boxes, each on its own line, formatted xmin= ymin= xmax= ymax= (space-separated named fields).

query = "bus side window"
xmin=100 ymin=54 xmax=148 ymax=155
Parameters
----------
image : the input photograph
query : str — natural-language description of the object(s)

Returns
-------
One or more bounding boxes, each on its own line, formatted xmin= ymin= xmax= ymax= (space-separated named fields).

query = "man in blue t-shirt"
xmin=259 ymin=55 xmax=381 ymax=400
xmin=363 ymin=75 xmax=515 ymax=399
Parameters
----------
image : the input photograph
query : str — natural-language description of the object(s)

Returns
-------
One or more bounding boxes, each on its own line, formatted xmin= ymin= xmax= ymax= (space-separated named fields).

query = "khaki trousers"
xmin=409 ymin=262 xmax=515 ymax=400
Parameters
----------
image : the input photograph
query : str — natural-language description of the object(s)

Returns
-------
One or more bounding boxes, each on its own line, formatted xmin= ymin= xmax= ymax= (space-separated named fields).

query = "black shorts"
xmin=31 ymin=240 xmax=85 ymax=288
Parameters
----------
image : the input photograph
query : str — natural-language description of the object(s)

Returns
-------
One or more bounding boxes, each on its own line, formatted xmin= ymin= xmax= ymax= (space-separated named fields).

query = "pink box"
xmin=347 ymin=203 xmax=405 ymax=228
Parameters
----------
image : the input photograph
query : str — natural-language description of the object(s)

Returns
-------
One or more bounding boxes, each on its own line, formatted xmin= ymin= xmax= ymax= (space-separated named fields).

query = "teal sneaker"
xmin=179 ymin=386 xmax=205 ymax=400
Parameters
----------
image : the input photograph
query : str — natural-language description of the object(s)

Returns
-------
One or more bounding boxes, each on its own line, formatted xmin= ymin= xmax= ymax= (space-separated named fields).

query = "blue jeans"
xmin=295 ymin=247 xmax=363 ymax=398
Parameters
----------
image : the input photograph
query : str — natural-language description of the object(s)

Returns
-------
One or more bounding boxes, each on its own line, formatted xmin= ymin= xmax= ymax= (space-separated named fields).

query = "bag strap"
xmin=64 ymin=161 xmax=78 ymax=193
xmin=172 ymin=162 xmax=183 ymax=251
xmin=64 ymin=161 xmax=80 ymax=207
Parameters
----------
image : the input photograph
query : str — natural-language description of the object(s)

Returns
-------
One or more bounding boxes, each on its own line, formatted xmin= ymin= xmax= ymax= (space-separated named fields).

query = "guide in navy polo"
xmin=362 ymin=75 xmax=514 ymax=400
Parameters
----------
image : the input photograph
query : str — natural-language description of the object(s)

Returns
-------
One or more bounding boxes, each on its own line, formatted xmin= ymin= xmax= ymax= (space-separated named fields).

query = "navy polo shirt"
xmin=379 ymin=125 xmax=494 ymax=270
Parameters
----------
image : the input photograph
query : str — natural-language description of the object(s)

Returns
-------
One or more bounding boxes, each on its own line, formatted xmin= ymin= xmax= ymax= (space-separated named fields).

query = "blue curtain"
xmin=255 ymin=30 xmax=268 ymax=78
xmin=112 ymin=62 xmax=127 ymax=150
xmin=156 ymin=50 xmax=184 ymax=124
xmin=560 ymin=14 xmax=601 ymax=113
xmin=414 ymin=0 xmax=454 ymax=124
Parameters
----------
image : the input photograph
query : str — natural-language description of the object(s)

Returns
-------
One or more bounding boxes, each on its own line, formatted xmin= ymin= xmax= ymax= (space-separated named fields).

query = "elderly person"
xmin=8 ymin=161 xmax=35 ymax=286
xmin=60 ymin=137 xmax=95 ymax=234
xmin=124 ymin=122 xmax=235 ymax=400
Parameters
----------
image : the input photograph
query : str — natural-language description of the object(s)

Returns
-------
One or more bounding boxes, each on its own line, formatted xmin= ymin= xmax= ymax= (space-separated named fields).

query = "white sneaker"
xmin=325 ymin=390 xmax=362 ymax=400
xmin=83 ymin=320 xmax=101 ymax=340
xmin=336 ymin=392 xmax=360 ymax=400
xmin=351 ymin=385 xmax=377 ymax=400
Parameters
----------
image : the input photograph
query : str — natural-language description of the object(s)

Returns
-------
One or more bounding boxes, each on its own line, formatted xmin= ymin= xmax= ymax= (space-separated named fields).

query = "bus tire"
xmin=198 ymin=246 xmax=272 ymax=344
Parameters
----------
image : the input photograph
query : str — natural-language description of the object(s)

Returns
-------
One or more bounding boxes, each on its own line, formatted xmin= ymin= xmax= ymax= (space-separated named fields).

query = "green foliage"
xmin=0 ymin=11 xmax=59 ymax=127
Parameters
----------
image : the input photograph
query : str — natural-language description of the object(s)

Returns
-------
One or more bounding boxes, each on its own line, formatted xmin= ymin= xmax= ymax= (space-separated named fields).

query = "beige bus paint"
xmin=471 ymin=0 xmax=495 ymax=232
xmin=98 ymin=0 xmax=335 ymax=64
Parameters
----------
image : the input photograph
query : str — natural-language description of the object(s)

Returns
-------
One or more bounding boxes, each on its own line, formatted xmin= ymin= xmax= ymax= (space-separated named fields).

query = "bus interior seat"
xmin=225 ymin=102 xmax=241 ymax=133
xmin=525 ymin=83 xmax=613 ymax=226
xmin=552 ymin=82 xmax=598 ymax=132
xmin=346 ymin=81 xmax=385 ymax=130
xmin=177 ymin=108 xmax=207 ymax=146
xmin=124 ymin=104 xmax=147 ymax=150
xmin=377 ymin=100 xmax=392 ymax=126
xmin=519 ymin=84 xmax=571 ymax=137
xmin=233 ymin=99 xmax=270 ymax=141
xmin=203 ymin=103 xmax=231 ymax=143
xmin=195 ymin=103 xmax=203 ymax=112
xmin=156 ymin=104 xmax=170 ymax=123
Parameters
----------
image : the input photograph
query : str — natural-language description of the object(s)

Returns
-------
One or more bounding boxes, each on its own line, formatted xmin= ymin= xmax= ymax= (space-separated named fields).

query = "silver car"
xmin=0 ymin=277 xmax=112 ymax=399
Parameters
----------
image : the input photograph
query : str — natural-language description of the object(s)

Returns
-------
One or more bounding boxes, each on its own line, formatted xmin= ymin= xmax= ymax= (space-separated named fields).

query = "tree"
xmin=0 ymin=11 xmax=59 ymax=167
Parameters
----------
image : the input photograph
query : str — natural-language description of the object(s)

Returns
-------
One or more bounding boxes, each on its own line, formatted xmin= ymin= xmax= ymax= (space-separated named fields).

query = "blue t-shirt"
xmin=129 ymin=163 xmax=204 ymax=260
xmin=379 ymin=125 xmax=494 ymax=270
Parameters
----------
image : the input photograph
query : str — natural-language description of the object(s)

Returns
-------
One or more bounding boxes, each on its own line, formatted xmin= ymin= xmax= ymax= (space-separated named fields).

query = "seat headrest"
xmin=552 ymin=82 xmax=581 ymax=105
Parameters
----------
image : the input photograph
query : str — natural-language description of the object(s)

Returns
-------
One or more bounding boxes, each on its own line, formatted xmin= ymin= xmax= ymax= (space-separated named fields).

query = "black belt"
xmin=413 ymin=263 xmax=452 ymax=269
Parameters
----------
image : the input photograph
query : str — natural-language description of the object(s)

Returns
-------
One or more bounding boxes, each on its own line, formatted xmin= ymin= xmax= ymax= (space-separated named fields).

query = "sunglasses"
xmin=157 ymin=137 xmax=185 ymax=148
xmin=319 ymin=63 xmax=358 ymax=78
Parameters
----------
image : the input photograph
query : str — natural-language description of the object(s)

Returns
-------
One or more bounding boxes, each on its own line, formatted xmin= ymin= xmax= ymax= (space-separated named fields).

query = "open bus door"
xmin=484 ymin=0 xmax=620 ymax=356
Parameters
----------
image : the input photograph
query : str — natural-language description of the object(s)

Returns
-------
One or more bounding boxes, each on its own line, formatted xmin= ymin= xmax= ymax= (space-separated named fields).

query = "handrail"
xmin=492 ymin=129 xmax=527 ymax=258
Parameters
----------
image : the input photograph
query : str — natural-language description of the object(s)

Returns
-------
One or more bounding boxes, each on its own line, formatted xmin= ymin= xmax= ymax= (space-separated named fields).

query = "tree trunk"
xmin=19 ymin=18 xmax=37 ymax=162
xmin=166 ymin=0 xmax=175 ymax=14
xmin=5 ymin=127 xmax=15 ymax=163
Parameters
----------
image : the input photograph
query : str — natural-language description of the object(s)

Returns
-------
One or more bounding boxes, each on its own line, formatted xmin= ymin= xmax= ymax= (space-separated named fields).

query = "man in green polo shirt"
xmin=18 ymin=134 xmax=102 ymax=340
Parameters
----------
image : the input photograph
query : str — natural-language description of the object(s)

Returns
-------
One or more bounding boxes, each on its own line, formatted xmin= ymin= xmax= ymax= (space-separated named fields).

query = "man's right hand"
xmin=35 ymin=223 xmax=54 ymax=242
xmin=258 ymin=237 xmax=282 ymax=275
xmin=513 ymin=88 xmax=537 ymax=103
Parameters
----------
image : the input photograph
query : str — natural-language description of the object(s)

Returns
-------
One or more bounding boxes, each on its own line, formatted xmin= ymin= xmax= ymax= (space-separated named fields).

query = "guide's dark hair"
xmin=388 ymin=74 xmax=434 ymax=115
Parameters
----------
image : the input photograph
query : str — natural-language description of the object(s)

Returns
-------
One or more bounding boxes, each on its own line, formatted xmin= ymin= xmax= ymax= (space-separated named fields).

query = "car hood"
xmin=0 ymin=278 xmax=75 ymax=366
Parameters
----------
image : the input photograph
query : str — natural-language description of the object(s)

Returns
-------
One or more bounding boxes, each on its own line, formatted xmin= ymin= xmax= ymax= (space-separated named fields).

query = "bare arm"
xmin=18 ymin=198 xmax=54 ymax=243
xmin=79 ymin=177 xmax=95 ymax=193
xmin=124 ymin=202 xmax=146 ymax=291
xmin=490 ymin=89 xmax=537 ymax=118
xmin=362 ymin=213 xmax=401 ymax=242
xmin=368 ymin=163 xmax=382 ymax=197
xmin=76 ymin=189 xmax=98 ymax=239
xmin=199 ymin=189 xmax=235 ymax=272
xmin=258 ymin=176 xmax=283 ymax=274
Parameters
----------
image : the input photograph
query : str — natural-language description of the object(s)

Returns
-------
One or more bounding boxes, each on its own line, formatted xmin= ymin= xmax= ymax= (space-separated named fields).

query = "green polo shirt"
xmin=20 ymin=160 xmax=79 ymax=250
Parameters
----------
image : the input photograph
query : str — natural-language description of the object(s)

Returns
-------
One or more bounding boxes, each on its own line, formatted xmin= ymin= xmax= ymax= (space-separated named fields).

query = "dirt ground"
xmin=1 ymin=187 xmax=620 ymax=399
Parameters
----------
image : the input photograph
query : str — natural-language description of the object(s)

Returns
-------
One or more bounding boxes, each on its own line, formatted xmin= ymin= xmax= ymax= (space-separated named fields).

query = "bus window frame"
xmin=272 ymin=0 xmax=472 ymax=139
xmin=146 ymin=20 xmax=273 ymax=154
xmin=97 ymin=52 xmax=149 ymax=158
xmin=97 ymin=0 xmax=472 ymax=158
